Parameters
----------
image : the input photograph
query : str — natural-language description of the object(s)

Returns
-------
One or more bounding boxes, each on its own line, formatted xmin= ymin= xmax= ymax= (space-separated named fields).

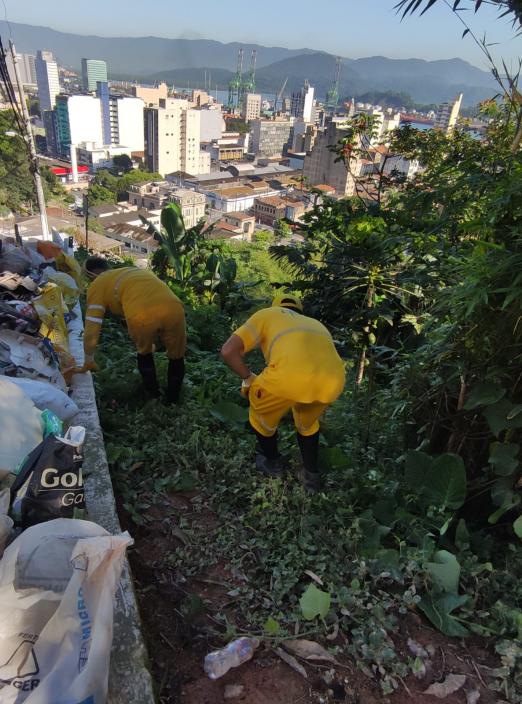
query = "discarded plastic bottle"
xmin=204 ymin=637 xmax=260 ymax=679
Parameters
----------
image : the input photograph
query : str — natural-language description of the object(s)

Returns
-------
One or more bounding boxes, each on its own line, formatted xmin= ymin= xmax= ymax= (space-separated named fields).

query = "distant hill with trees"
xmin=1 ymin=21 xmax=496 ymax=106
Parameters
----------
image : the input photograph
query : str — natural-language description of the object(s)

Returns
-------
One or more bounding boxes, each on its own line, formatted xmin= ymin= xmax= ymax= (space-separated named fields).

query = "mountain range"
xmin=0 ymin=21 xmax=497 ymax=106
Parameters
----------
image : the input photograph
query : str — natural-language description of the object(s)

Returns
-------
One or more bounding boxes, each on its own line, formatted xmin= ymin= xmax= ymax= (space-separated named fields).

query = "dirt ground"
xmin=118 ymin=491 xmax=501 ymax=704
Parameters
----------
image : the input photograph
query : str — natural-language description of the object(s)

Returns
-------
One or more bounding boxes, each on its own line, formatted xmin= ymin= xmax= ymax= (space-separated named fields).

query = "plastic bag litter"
xmin=0 ymin=329 xmax=67 ymax=391
xmin=0 ymin=488 xmax=14 ymax=558
xmin=0 ymin=518 xmax=132 ymax=704
xmin=0 ymin=245 xmax=32 ymax=275
xmin=42 ymin=268 xmax=79 ymax=308
xmin=36 ymin=240 xmax=62 ymax=260
xmin=0 ymin=378 xmax=43 ymax=478
xmin=0 ymin=376 xmax=79 ymax=422
xmin=32 ymin=283 xmax=70 ymax=352
xmin=0 ymin=301 xmax=40 ymax=335
xmin=10 ymin=426 xmax=86 ymax=528
xmin=40 ymin=409 xmax=63 ymax=438
xmin=56 ymin=251 xmax=83 ymax=292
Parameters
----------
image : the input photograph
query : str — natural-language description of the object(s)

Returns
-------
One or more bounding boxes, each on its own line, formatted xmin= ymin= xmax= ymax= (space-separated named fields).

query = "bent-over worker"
xmin=76 ymin=257 xmax=186 ymax=404
xmin=221 ymin=293 xmax=345 ymax=491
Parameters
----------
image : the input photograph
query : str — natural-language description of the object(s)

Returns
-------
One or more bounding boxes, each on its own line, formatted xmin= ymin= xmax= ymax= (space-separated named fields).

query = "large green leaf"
xmin=423 ymin=454 xmax=467 ymax=509
xmin=513 ymin=515 xmax=522 ymax=539
xmin=210 ymin=401 xmax=249 ymax=426
xmin=300 ymin=584 xmax=331 ymax=620
xmin=489 ymin=442 xmax=519 ymax=477
xmin=426 ymin=550 xmax=461 ymax=593
xmin=454 ymin=519 xmax=470 ymax=551
xmin=484 ymin=399 xmax=522 ymax=437
xmin=404 ymin=450 xmax=433 ymax=491
xmin=418 ymin=593 xmax=469 ymax=637
xmin=463 ymin=381 xmax=505 ymax=410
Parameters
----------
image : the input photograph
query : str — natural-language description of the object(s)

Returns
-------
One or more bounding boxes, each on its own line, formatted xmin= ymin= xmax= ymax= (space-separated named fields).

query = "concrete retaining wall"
xmin=69 ymin=306 xmax=156 ymax=703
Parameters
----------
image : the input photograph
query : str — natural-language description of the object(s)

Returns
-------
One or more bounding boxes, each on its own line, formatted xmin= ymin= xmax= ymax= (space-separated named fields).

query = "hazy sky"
xmin=3 ymin=0 xmax=521 ymax=69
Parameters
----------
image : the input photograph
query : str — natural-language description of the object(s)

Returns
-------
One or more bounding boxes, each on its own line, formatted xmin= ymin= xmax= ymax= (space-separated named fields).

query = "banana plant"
xmin=140 ymin=203 xmax=205 ymax=285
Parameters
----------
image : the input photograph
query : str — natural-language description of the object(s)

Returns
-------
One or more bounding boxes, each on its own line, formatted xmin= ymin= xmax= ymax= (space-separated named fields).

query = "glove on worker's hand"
xmin=73 ymin=354 xmax=99 ymax=374
xmin=240 ymin=373 xmax=257 ymax=399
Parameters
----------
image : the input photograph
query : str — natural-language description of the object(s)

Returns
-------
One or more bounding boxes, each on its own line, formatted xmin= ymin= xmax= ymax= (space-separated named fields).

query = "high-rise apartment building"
xmin=81 ymin=58 xmax=108 ymax=92
xmin=199 ymin=107 xmax=225 ymax=142
xmin=144 ymin=98 xmax=206 ymax=177
xmin=303 ymin=122 xmax=357 ymax=196
xmin=35 ymin=50 xmax=60 ymax=112
xmin=6 ymin=52 xmax=37 ymax=86
xmin=55 ymin=94 xmax=103 ymax=156
xmin=435 ymin=93 xmax=463 ymax=134
xmin=290 ymin=80 xmax=315 ymax=123
xmin=112 ymin=96 xmax=145 ymax=153
xmin=242 ymin=93 xmax=261 ymax=122
xmin=96 ymin=82 xmax=111 ymax=144
xmin=251 ymin=119 xmax=293 ymax=158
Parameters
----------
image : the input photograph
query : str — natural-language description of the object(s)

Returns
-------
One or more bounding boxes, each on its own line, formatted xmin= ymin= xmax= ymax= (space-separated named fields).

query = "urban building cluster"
xmin=6 ymin=46 xmax=465 ymax=254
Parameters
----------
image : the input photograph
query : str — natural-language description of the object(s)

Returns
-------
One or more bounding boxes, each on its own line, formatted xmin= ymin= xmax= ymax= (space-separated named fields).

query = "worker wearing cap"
xmin=221 ymin=293 xmax=345 ymax=490
xmin=75 ymin=257 xmax=186 ymax=403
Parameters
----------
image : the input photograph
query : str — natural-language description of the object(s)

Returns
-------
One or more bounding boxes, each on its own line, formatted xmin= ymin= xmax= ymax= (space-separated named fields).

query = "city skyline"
xmin=3 ymin=0 xmax=520 ymax=69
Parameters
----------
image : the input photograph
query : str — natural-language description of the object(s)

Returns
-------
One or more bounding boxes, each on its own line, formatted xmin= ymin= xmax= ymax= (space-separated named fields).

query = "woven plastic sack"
xmin=0 ymin=376 xmax=79 ymax=422
xmin=56 ymin=252 xmax=83 ymax=292
xmin=0 ymin=518 xmax=132 ymax=704
xmin=0 ymin=378 xmax=43 ymax=478
xmin=32 ymin=284 xmax=70 ymax=353
xmin=42 ymin=268 xmax=79 ymax=309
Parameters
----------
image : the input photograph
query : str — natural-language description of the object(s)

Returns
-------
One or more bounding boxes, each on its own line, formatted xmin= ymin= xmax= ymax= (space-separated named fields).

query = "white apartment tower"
xmin=35 ymin=50 xmax=60 ymax=112
xmin=290 ymin=80 xmax=315 ymax=123
xmin=242 ymin=93 xmax=262 ymax=122
xmin=435 ymin=93 xmax=463 ymax=134
xmin=144 ymin=98 xmax=206 ymax=177
xmin=109 ymin=96 xmax=145 ymax=153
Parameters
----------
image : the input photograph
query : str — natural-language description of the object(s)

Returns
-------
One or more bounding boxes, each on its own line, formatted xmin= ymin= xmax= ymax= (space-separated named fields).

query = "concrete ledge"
xmin=69 ymin=305 xmax=156 ymax=704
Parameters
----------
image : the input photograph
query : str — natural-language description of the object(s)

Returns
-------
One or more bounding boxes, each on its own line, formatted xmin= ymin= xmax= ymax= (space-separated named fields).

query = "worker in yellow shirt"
xmin=221 ymin=293 xmax=345 ymax=491
xmin=76 ymin=257 xmax=186 ymax=403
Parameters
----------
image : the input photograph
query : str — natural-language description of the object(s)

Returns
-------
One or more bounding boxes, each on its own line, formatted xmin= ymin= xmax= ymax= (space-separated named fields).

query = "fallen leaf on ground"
xmin=423 ymin=674 xmax=466 ymax=698
xmin=283 ymin=639 xmax=337 ymax=663
xmin=275 ymin=647 xmax=308 ymax=678
xmin=304 ymin=569 xmax=324 ymax=585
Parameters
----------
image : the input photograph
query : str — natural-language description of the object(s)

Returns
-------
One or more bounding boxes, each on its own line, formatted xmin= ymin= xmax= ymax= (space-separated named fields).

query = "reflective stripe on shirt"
xmin=113 ymin=269 xmax=137 ymax=302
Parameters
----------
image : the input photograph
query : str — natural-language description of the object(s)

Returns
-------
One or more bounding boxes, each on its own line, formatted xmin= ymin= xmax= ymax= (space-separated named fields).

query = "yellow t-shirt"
xmin=84 ymin=268 xmax=182 ymax=356
xmin=234 ymin=307 xmax=345 ymax=403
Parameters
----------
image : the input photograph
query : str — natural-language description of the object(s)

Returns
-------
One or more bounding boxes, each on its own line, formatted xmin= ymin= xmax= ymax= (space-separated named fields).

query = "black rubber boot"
xmin=137 ymin=353 xmax=160 ymax=398
xmin=253 ymin=428 xmax=285 ymax=477
xmin=296 ymin=431 xmax=321 ymax=492
xmin=166 ymin=357 xmax=185 ymax=404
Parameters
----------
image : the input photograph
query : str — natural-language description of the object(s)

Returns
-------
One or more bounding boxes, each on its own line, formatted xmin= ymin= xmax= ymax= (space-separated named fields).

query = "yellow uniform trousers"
xmin=249 ymin=378 xmax=329 ymax=438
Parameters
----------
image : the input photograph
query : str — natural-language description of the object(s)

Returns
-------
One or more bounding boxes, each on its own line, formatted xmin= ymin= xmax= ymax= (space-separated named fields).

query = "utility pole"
xmin=9 ymin=41 xmax=51 ymax=241
xmin=83 ymin=193 xmax=89 ymax=250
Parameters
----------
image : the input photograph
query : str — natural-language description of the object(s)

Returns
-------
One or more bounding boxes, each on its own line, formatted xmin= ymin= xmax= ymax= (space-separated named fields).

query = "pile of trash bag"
xmin=0 ymin=236 xmax=132 ymax=703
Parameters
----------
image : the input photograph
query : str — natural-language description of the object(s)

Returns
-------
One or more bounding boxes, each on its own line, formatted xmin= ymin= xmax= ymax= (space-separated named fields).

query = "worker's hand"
xmin=240 ymin=373 xmax=257 ymax=399
xmin=73 ymin=355 xmax=99 ymax=374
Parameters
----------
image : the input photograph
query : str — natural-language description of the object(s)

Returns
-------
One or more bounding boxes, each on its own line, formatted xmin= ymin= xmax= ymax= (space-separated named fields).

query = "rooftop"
xmin=255 ymin=195 xmax=287 ymax=208
xmin=225 ymin=211 xmax=255 ymax=221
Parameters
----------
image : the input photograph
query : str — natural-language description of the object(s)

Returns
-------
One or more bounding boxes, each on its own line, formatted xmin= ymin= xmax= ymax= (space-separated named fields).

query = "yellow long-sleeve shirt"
xmin=84 ymin=268 xmax=184 ymax=357
xmin=234 ymin=306 xmax=346 ymax=404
